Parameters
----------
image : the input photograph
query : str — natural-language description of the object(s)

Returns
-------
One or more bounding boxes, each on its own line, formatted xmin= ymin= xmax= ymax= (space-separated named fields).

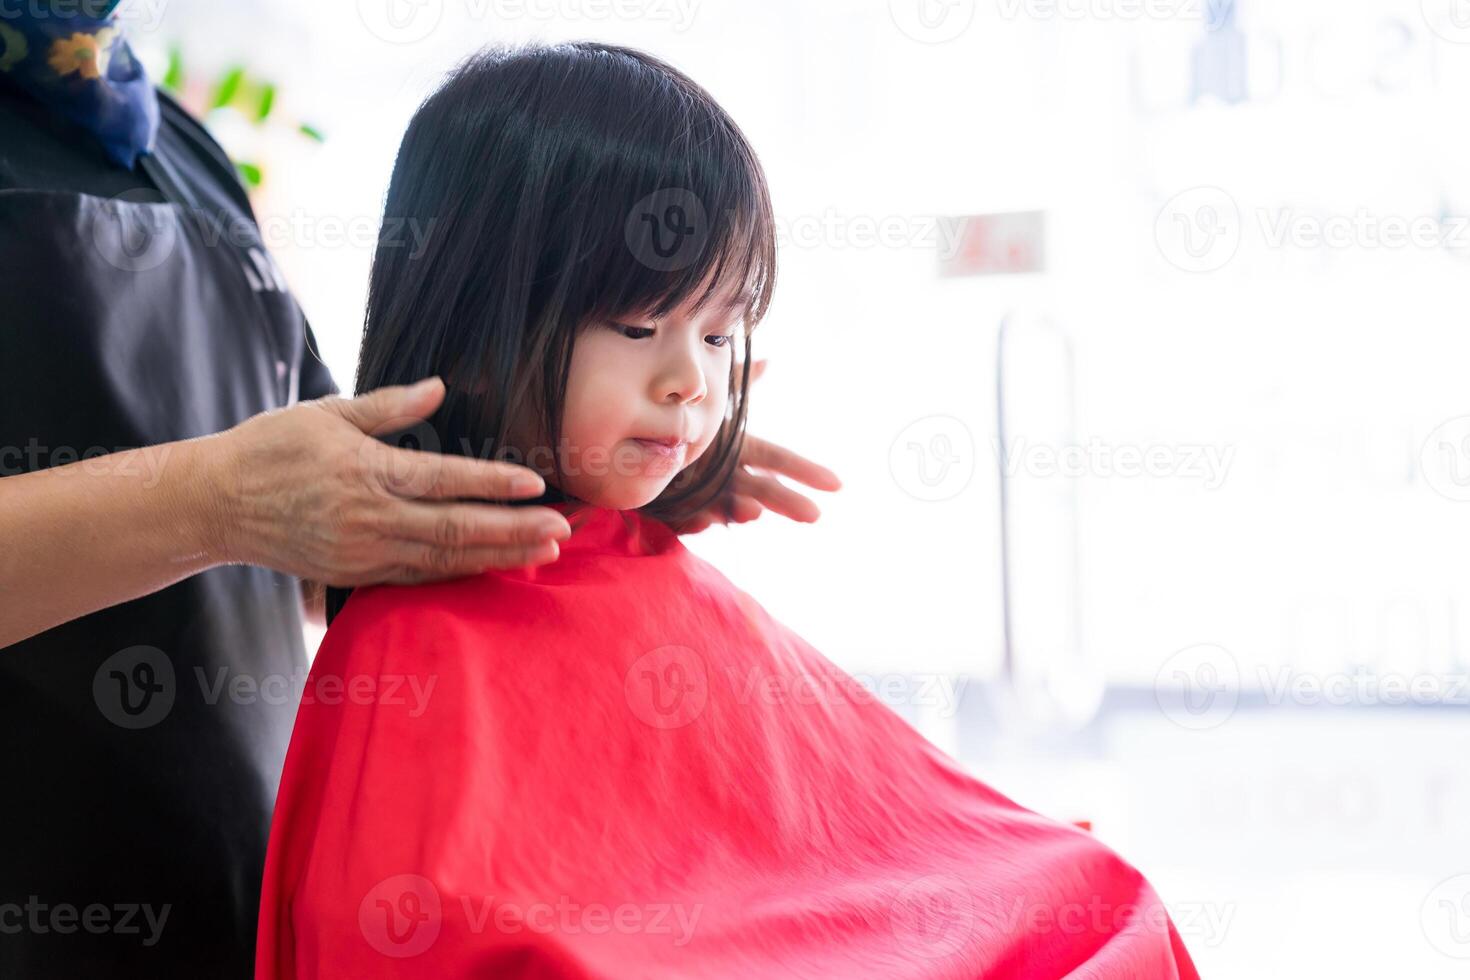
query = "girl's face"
xmin=553 ymin=286 xmax=747 ymax=510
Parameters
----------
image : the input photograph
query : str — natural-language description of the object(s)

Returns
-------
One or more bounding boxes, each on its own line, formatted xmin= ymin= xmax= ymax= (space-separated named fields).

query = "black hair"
xmin=325 ymin=41 xmax=777 ymax=624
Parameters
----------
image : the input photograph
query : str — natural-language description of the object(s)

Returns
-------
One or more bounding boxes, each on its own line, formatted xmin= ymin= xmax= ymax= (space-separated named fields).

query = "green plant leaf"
xmin=236 ymin=161 xmax=262 ymax=187
xmin=298 ymin=123 xmax=325 ymax=143
xmin=256 ymin=83 xmax=276 ymax=123
xmin=162 ymin=45 xmax=183 ymax=92
xmin=212 ymin=66 xmax=245 ymax=110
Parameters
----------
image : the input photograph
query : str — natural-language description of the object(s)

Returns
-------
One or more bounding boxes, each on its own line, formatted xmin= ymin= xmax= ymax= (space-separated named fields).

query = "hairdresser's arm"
xmin=0 ymin=378 xmax=570 ymax=649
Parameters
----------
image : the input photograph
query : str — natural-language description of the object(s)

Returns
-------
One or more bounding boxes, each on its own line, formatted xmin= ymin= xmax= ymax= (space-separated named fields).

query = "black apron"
xmin=0 ymin=84 xmax=337 ymax=977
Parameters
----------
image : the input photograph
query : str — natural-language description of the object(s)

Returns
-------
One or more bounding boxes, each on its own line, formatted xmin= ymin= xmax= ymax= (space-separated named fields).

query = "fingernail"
xmin=412 ymin=377 xmax=441 ymax=392
xmin=514 ymin=475 xmax=545 ymax=495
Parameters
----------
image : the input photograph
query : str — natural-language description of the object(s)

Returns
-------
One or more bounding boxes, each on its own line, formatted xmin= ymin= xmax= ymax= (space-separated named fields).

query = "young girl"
xmin=256 ymin=43 xmax=1199 ymax=979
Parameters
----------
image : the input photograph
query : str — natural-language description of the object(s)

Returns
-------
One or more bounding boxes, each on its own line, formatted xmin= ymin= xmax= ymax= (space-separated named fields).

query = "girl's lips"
xmin=631 ymin=438 xmax=687 ymax=459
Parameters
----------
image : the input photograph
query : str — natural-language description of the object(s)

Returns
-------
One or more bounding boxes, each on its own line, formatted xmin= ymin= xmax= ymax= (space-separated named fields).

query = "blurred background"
xmin=123 ymin=0 xmax=1470 ymax=973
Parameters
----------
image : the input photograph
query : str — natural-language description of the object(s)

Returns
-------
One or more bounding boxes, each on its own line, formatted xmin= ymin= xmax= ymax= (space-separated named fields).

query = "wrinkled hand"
xmin=669 ymin=360 xmax=842 ymax=535
xmin=203 ymin=377 xmax=571 ymax=586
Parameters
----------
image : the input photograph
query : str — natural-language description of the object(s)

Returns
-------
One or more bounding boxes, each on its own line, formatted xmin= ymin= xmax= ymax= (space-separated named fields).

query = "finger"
xmin=380 ymin=538 xmax=562 ymax=584
xmin=724 ymin=492 xmax=766 ymax=524
xmin=386 ymin=501 xmax=571 ymax=549
xmin=739 ymin=435 xmax=842 ymax=492
xmin=322 ymin=377 xmax=447 ymax=433
xmin=733 ymin=469 xmax=820 ymax=523
xmin=371 ymin=445 xmax=547 ymax=501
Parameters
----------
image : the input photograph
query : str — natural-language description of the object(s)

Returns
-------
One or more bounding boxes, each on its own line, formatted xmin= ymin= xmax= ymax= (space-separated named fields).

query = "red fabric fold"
xmin=256 ymin=505 xmax=1199 ymax=979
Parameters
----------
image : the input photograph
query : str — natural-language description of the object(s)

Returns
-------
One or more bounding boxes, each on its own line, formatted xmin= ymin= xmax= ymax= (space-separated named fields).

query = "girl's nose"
xmin=655 ymin=346 xmax=707 ymax=406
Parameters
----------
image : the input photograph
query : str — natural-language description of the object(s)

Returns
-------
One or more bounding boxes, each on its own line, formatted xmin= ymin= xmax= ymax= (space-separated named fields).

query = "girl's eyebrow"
xmin=716 ymin=289 xmax=755 ymax=313
xmin=692 ymin=292 xmax=753 ymax=324
xmin=645 ymin=290 xmax=753 ymax=325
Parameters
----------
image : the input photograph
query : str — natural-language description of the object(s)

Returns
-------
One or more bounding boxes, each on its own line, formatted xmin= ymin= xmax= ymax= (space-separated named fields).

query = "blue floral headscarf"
xmin=0 ymin=0 xmax=159 ymax=169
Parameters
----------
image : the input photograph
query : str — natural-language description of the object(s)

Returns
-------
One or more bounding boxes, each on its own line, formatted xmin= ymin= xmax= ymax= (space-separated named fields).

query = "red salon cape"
xmin=256 ymin=505 xmax=1199 ymax=979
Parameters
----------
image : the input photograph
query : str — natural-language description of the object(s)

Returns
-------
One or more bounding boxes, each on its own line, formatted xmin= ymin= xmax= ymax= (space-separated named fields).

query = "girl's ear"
xmin=737 ymin=358 xmax=769 ymax=388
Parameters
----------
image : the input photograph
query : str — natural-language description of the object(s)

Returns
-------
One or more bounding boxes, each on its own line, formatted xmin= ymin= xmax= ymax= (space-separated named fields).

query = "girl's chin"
xmin=568 ymin=476 xmax=679 ymax=512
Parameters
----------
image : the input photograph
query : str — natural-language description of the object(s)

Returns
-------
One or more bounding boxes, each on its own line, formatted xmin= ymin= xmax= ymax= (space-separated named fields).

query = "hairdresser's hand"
xmin=202 ymin=377 xmax=572 ymax=585
xmin=670 ymin=360 xmax=843 ymax=535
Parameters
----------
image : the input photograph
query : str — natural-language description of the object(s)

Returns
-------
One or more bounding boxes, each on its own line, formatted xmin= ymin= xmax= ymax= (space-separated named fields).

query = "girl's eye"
xmin=608 ymin=322 xmax=734 ymax=348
